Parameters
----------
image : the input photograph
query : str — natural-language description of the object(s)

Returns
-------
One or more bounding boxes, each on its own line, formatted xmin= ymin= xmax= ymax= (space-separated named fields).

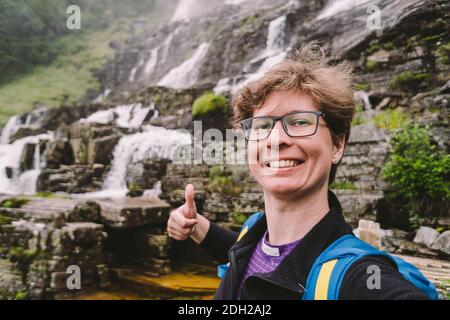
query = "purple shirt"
xmin=237 ymin=231 xmax=302 ymax=299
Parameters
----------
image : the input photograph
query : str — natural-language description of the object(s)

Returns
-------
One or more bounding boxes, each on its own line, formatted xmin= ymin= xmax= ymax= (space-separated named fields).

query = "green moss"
xmin=367 ymin=42 xmax=381 ymax=55
xmin=365 ymin=60 xmax=379 ymax=72
xmin=14 ymin=291 xmax=28 ymax=300
xmin=192 ymin=92 xmax=228 ymax=117
xmin=35 ymin=191 xmax=68 ymax=199
xmin=352 ymin=105 xmax=367 ymax=126
xmin=436 ymin=42 xmax=450 ymax=65
xmin=354 ymin=83 xmax=371 ymax=91
xmin=0 ymin=197 xmax=30 ymax=208
xmin=330 ymin=181 xmax=357 ymax=190
xmin=373 ymin=109 xmax=409 ymax=131
xmin=208 ymin=165 xmax=243 ymax=196
xmin=389 ymin=71 xmax=432 ymax=90
xmin=383 ymin=41 xmax=395 ymax=50
xmin=0 ymin=214 xmax=15 ymax=226
xmin=231 ymin=211 xmax=247 ymax=226
xmin=8 ymin=247 xmax=38 ymax=265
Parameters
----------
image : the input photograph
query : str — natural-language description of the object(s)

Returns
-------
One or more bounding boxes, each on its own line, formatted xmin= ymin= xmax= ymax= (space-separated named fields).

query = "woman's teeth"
xmin=267 ymin=160 xmax=303 ymax=168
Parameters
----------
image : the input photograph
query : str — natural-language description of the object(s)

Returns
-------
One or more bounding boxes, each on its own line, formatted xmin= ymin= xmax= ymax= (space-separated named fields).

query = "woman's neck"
xmin=263 ymin=185 xmax=330 ymax=246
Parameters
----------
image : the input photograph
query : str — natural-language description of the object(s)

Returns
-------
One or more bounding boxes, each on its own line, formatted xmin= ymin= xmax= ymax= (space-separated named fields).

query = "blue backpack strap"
xmin=217 ymin=211 xmax=265 ymax=278
xmin=303 ymin=234 xmax=439 ymax=300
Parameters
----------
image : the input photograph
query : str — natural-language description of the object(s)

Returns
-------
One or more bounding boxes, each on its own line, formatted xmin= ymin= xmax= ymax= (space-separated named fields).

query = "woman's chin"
xmin=262 ymin=181 xmax=305 ymax=197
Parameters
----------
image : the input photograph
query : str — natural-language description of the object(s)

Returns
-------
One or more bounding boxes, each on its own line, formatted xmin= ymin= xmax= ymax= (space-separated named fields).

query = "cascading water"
xmin=80 ymin=103 xmax=155 ymax=129
xmin=215 ymin=15 xmax=287 ymax=93
xmin=144 ymin=48 xmax=159 ymax=76
xmin=0 ymin=132 xmax=53 ymax=195
xmin=158 ymin=42 xmax=210 ymax=89
xmin=317 ymin=0 xmax=372 ymax=20
xmin=0 ymin=116 xmax=19 ymax=145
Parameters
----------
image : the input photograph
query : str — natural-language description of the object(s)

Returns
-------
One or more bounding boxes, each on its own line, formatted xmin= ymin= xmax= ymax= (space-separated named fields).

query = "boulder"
xmin=431 ymin=231 xmax=450 ymax=255
xmin=413 ymin=226 xmax=439 ymax=247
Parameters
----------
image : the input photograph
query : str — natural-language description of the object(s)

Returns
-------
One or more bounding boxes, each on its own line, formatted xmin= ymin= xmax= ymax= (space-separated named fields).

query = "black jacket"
xmin=200 ymin=190 xmax=429 ymax=300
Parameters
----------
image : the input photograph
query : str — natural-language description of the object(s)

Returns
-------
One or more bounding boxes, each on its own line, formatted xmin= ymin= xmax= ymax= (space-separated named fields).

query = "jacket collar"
xmin=230 ymin=189 xmax=353 ymax=298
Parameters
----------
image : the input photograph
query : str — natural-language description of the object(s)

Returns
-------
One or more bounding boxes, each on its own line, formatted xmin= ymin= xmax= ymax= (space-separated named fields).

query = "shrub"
xmin=208 ymin=165 xmax=242 ymax=195
xmin=382 ymin=125 xmax=450 ymax=217
xmin=192 ymin=92 xmax=228 ymax=117
xmin=436 ymin=42 xmax=450 ymax=64
xmin=389 ymin=71 xmax=432 ymax=90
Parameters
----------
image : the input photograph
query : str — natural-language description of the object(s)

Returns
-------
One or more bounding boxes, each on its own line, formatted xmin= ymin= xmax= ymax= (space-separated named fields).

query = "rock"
xmin=356 ymin=219 xmax=382 ymax=249
xmin=88 ymin=134 xmax=121 ymax=165
xmin=19 ymin=143 xmax=36 ymax=172
xmin=46 ymin=140 xmax=75 ymax=168
xmin=439 ymin=80 xmax=450 ymax=94
xmin=414 ymin=227 xmax=440 ymax=247
xmin=431 ymin=231 xmax=450 ymax=255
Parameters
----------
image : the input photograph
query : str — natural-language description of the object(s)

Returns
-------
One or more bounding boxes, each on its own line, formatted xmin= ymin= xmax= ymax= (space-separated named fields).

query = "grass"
xmin=436 ymin=42 xmax=450 ymax=64
xmin=373 ymin=109 xmax=409 ymax=130
xmin=389 ymin=71 xmax=432 ymax=90
xmin=0 ymin=19 xmax=132 ymax=127
xmin=330 ymin=181 xmax=357 ymax=190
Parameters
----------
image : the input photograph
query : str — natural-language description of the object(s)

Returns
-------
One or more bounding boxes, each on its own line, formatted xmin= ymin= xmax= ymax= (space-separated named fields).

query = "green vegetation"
xmin=208 ymin=165 xmax=243 ymax=195
xmin=14 ymin=291 xmax=28 ymax=300
xmin=354 ymin=83 xmax=371 ymax=91
xmin=364 ymin=60 xmax=379 ymax=72
xmin=373 ymin=109 xmax=409 ymax=131
xmin=330 ymin=181 xmax=357 ymax=190
xmin=436 ymin=42 xmax=450 ymax=64
xmin=389 ymin=71 xmax=432 ymax=90
xmin=231 ymin=211 xmax=248 ymax=226
xmin=35 ymin=191 xmax=69 ymax=199
xmin=382 ymin=125 xmax=450 ymax=218
xmin=351 ymin=105 xmax=367 ymax=126
xmin=8 ymin=247 xmax=38 ymax=265
xmin=0 ymin=213 xmax=15 ymax=226
xmin=192 ymin=92 xmax=228 ymax=117
xmin=0 ymin=197 xmax=30 ymax=208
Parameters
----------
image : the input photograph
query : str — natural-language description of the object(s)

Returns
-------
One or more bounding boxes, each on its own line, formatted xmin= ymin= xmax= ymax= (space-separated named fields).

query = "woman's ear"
xmin=332 ymin=134 xmax=346 ymax=163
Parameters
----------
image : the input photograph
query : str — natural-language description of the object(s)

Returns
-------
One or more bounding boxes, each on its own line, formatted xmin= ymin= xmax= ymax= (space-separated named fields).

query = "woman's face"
xmin=247 ymin=89 xmax=344 ymax=197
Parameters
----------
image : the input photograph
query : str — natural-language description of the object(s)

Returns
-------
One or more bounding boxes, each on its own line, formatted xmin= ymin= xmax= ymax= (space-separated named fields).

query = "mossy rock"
xmin=0 ymin=197 xmax=30 ymax=209
xmin=192 ymin=92 xmax=228 ymax=117
xmin=389 ymin=71 xmax=432 ymax=91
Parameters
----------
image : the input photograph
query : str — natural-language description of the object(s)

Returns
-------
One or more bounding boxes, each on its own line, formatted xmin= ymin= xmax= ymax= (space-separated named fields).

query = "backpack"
xmin=217 ymin=212 xmax=439 ymax=300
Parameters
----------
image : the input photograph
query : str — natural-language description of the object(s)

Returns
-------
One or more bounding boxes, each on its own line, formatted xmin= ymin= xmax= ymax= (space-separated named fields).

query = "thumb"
xmin=184 ymin=184 xmax=197 ymax=219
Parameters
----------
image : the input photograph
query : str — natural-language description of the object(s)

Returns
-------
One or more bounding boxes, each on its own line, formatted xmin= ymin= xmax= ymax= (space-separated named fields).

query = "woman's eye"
xmin=255 ymin=122 xmax=272 ymax=129
xmin=290 ymin=119 xmax=310 ymax=126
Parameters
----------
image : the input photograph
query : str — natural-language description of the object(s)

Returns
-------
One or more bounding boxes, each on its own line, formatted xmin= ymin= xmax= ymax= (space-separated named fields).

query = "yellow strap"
xmin=314 ymin=259 xmax=338 ymax=300
xmin=237 ymin=226 xmax=248 ymax=242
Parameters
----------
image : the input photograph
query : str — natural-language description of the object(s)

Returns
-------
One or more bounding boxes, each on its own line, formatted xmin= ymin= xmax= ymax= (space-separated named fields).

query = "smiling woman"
xmin=166 ymin=43 xmax=439 ymax=300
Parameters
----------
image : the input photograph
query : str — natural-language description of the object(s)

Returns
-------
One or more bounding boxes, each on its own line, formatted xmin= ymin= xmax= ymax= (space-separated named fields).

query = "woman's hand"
xmin=167 ymin=184 xmax=210 ymax=244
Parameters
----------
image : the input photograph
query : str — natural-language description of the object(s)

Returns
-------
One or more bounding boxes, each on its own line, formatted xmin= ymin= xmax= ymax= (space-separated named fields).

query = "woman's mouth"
xmin=263 ymin=159 xmax=305 ymax=168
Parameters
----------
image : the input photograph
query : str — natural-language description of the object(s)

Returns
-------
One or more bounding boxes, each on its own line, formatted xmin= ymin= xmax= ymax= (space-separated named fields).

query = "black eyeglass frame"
xmin=240 ymin=110 xmax=325 ymax=141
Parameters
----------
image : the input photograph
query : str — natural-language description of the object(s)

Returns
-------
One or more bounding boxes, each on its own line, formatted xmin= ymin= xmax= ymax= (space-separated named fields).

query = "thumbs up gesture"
xmin=167 ymin=184 xmax=199 ymax=241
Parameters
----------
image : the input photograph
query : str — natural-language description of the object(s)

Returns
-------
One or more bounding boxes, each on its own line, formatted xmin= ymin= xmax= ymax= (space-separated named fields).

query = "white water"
xmin=144 ymin=48 xmax=159 ymax=76
xmin=0 ymin=116 xmax=19 ymax=145
xmin=98 ymin=125 xmax=191 ymax=197
xmin=80 ymin=103 xmax=154 ymax=129
xmin=93 ymin=88 xmax=111 ymax=103
xmin=355 ymin=91 xmax=372 ymax=111
xmin=158 ymin=42 xmax=210 ymax=89
xmin=0 ymin=132 xmax=53 ymax=195
xmin=317 ymin=0 xmax=371 ymax=20
xmin=172 ymin=0 xmax=204 ymax=22
xmin=225 ymin=15 xmax=287 ymax=93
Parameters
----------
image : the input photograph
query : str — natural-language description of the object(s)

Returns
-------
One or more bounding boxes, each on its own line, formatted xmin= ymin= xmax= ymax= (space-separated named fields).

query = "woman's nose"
xmin=266 ymin=120 xmax=292 ymax=148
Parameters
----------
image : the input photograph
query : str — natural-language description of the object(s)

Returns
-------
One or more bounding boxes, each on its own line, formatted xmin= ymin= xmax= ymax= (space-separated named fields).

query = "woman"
xmin=166 ymin=45 xmax=435 ymax=300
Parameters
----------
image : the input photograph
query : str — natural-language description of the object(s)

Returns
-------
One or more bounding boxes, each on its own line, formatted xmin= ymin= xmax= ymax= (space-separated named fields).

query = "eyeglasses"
xmin=240 ymin=111 xmax=325 ymax=141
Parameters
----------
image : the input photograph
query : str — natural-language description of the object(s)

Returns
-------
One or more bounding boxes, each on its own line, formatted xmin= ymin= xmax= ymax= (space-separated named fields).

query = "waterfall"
xmin=97 ymin=125 xmax=191 ymax=197
xmin=0 ymin=133 xmax=53 ymax=195
xmin=158 ymin=42 xmax=210 ymax=89
xmin=80 ymin=103 xmax=154 ymax=129
xmin=355 ymin=91 xmax=372 ymax=111
xmin=0 ymin=116 xmax=19 ymax=145
xmin=144 ymin=48 xmax=159 ymax=76
xmin=224 ymin=15 xmax=287 ymax=93
xmin=317 ymin=0 xmax=371 ymax=20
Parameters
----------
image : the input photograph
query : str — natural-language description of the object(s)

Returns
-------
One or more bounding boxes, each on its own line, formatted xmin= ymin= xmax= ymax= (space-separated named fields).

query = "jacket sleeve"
xmin=339 ymin=255 xmax=430 ymax=300
xmin=199 ymin=221 xmax=239 ymax=264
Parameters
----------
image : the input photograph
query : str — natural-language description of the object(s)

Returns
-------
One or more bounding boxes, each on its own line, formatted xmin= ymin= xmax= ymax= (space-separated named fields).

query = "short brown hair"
xmin=232 ymin=43 xmax=355 ymax=185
